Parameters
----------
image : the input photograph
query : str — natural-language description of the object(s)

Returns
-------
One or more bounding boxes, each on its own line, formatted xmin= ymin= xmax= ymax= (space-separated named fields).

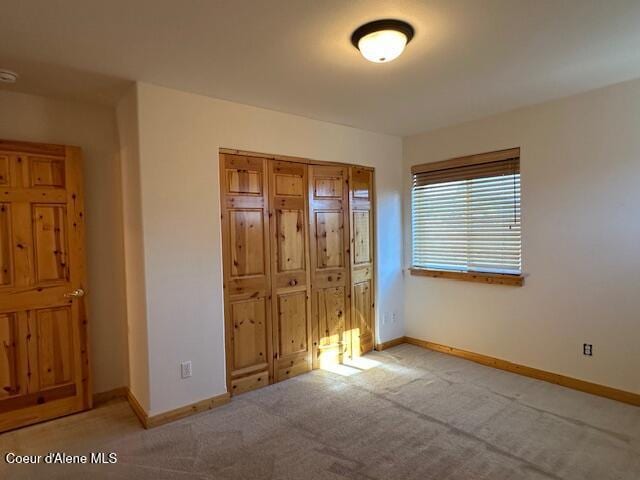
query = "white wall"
xmin=131 ymin=83 xmax=403 ymax=415
xmin=0 ymin=90 xmax=128 ymax=394
xmin=116 ymin=86 xmax=150 ymax=410
xmin=403 ymin=79 xmax=640 ymax=395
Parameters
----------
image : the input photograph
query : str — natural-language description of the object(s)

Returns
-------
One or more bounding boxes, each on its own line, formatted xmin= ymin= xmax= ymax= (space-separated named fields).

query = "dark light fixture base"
xmin=351 ymin=19 xmax=415 ymax=48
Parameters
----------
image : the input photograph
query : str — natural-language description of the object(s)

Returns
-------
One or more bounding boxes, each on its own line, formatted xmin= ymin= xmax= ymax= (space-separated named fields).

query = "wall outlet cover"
xmin=181 ymin=361 xmax=193 ymax=378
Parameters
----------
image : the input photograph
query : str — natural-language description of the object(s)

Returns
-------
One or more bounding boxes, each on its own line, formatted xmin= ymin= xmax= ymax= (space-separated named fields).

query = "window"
xmin=410 ymin=148 xmax=522 ymax=286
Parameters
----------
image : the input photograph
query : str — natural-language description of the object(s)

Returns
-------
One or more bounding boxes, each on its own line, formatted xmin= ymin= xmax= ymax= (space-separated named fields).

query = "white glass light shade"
xmin=357 ymin=29 xmax=408 ymax=63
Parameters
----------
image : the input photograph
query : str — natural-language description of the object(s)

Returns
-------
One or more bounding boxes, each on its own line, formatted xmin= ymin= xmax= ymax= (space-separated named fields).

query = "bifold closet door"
xmin=269 ymin=161 xmax=313 ymax=381
xmin=221 ymin=153 xmax=376 ymax=394
xmin=308 ymin=165 xmax=351 ymax=368
xmin=349 ymin=167 xmax=375 ymax=357
xmin=220 ymin=154 xmax=272 ymax=395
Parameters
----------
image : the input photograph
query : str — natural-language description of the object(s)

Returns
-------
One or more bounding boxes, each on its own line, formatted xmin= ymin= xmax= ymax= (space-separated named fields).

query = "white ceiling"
xmin=2 ymin=0 xmax=640 ymax=136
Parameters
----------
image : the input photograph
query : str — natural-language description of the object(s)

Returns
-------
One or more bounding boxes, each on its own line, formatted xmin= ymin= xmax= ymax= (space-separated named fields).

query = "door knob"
xmin=64 ymin=288 xmax=85 ymax=298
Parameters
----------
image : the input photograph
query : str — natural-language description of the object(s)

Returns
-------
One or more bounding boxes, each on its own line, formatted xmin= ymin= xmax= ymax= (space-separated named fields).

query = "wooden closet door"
xmin=349 ymin=167 xmax=375 ymax=357
xmin=220 ymin=154 xmax=272 ymax=395
xmin=269 ymin=161 xmax=312 ymax=381
xmin=309 ymin=165 xmax=351 ymax=368
xmin=0 ymin=140 xmax=90 ymax=432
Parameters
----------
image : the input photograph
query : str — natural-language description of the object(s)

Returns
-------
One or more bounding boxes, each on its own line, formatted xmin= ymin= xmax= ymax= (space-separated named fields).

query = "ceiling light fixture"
xmin=351 ymin=19 xmax=414 ymax=63
xmin=0 ymin=69 xmax=19 ymax=83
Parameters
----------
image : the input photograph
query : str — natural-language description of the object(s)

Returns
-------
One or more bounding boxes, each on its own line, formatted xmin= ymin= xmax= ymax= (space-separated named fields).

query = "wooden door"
xmin=0 ymin=140 xmax=89 ymax=432
xmin=269 ymin=161 xmax=312 ymax=381
xmin=308 ymin=165 xmax=351 ymax=368
xmin=220 ymin=153 xmax=272 ymax=395
xmin=349 ymin=167 xmax=375 ymax=357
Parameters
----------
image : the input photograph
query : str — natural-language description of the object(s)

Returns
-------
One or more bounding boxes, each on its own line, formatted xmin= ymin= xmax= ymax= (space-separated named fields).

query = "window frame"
xmin=410 ymin=147 xmax=524 ymax=287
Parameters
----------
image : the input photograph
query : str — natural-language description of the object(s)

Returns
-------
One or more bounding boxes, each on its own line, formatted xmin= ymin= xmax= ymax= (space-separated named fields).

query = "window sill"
xmin=409 ymin=268 xmax=524 ymax=287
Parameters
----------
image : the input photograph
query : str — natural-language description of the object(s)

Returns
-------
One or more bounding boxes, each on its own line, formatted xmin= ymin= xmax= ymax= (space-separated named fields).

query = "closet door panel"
xmin=231 ymin=298 xmax=268 ymax=371
xmin=352 ymin=211 xmax=371 ymax=265
xmin=309 ymin=165 xmax=351 ymax=368
xmin=349 ymin=167 xmax=375 ymax=357
xmin=352 ymin=280 xmax=373 ymax=353
xmin=276 ymin=210 xmax=304 ymax=272
xmin=315 ymin=286 xmax=347 ymax=365
xmin=269 ymin=161 xmax=312 ymax=382
xmin=277 ymin=292 xmax=307 ymax=356
xmin=229 ymin=210 xmax=265 ymax=277
xmin=220 ymin=154 xmax=272 ymax=395
xmin=315 ymin=211 xmax=344 ymax=268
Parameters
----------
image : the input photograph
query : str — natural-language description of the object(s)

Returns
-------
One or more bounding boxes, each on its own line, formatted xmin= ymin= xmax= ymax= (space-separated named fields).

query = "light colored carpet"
xmin=1 ymin=344 xmax=639 ymax=479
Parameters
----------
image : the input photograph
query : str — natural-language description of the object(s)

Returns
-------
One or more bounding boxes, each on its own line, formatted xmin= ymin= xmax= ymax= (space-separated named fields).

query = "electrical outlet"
xmin=583 ymin=344 xmax=593 ymax=356
xmin=383 ymin=312 xmax=390 ymax=325
xmin=392 ymin=312 xmax=397 ymax=323
xmin=181 ymin=361 xmax=193 ymax=378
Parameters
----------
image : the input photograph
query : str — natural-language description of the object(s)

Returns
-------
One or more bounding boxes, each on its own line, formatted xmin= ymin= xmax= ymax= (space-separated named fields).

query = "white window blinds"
xmin=411 ymin=149 xmax=521 ymax=275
